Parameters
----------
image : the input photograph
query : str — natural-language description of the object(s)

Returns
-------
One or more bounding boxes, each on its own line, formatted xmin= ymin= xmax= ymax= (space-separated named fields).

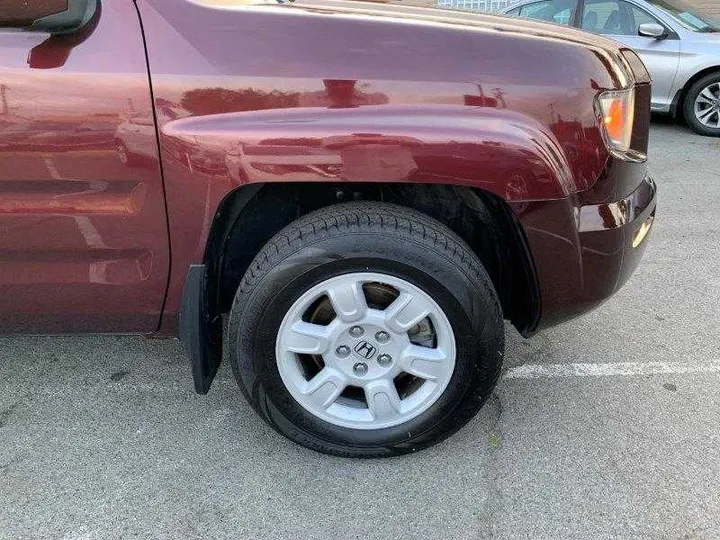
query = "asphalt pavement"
xmin=1 ymin=119 xmax=719 ymax=540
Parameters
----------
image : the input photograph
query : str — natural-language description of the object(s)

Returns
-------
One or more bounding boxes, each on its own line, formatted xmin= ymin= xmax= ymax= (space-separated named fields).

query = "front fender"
xmin=161 ymin=104 xmax=577 ymax=202
xmin=156 ymin=104 xmax=596 ymax=336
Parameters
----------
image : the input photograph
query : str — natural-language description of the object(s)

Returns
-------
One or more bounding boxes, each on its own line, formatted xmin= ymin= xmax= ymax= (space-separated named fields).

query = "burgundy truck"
xmin=0 ymin=0 xmax=656 ymax=456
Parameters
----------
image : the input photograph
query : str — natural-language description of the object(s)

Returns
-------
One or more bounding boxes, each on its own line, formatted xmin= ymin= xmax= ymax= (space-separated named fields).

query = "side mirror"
xmin=638 ymin=22 xmax=668 ymax=39
xmin=26 ymin=0 xmax=100 ymax=69
xmin=0 ymin=0 xmax=98 ymax=35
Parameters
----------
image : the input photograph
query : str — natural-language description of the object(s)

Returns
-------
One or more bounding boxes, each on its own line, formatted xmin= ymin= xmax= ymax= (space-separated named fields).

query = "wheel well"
xmin=204 ymin=183 xmax=540 ymax=335
xmin=672 ymin=66 xmax=720 ymax=118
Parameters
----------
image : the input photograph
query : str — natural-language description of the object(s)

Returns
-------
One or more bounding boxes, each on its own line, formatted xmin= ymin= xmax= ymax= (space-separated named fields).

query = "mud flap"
xmin=180 ymin=264 xmax=222 ymax=394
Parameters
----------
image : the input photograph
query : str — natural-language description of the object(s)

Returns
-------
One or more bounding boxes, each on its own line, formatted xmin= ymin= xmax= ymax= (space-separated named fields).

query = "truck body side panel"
xmin=136 ymin=0 xmax=621 ymax=333
xmin=0 ymin=1 xmax=169 ymax=333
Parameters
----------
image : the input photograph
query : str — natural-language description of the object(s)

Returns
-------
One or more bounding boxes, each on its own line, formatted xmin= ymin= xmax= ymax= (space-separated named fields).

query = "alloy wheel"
xmin=694 ymin=82 xmax=720 ymax=129
xmin=275 ymin=272 xmax=456 ymax=430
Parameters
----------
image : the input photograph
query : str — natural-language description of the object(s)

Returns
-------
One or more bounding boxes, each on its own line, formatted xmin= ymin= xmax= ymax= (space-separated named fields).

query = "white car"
xmin=114 ymin=114 xmax=157 ymax=165
xmin=502 ymin=0 xmax=720 ymax=136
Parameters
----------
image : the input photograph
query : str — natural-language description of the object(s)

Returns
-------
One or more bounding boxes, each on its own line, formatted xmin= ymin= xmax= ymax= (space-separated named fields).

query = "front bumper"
xmin=515 ymin=174 xmax=657 ymax=332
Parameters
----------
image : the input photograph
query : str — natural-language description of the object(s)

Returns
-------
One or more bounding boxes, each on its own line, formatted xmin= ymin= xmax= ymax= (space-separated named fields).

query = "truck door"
xmin=0 ymin=1 xmax=170 ymax=333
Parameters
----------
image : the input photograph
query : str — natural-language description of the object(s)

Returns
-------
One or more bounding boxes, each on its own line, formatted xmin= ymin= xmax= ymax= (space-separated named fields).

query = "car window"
xmin=581 ymin=0 xmax=661 ymax=35
xmin=645 ymin=0 xmax=719 ymax=32
xmin=627 ymin=3 xmax=662 ymax=29
xmin=517 ymin=0 xmax=576 ymax=25
xmin=506 ymin=7 xmax=522 ymax=16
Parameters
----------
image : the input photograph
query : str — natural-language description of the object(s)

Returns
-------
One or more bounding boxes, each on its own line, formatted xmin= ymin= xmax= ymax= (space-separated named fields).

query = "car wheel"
xmin=227 ymin=202 xmax=504 ymax=457
xmin=683 ymin=73 xmax=720 ymax=137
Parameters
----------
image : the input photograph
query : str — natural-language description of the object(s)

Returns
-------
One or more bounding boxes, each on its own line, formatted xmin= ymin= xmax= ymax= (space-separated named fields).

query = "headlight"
xmin=596 ymin=88 xmax=635 ymax=156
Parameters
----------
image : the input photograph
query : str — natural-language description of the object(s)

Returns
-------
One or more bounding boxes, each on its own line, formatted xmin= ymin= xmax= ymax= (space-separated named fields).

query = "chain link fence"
xmin=435 ymin=0 xmax=513 ymax=12
xmin=437 ymin=0 xmax=518 ymax=11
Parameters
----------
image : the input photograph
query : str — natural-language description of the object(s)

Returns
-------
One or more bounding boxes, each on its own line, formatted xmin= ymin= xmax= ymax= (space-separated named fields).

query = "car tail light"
xmin=596 ymin=88 xmax=635 ymax=156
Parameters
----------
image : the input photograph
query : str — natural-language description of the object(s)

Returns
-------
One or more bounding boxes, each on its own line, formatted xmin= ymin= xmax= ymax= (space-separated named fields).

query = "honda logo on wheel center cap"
xmin=353 ymin=340 xmax=377 ymax=360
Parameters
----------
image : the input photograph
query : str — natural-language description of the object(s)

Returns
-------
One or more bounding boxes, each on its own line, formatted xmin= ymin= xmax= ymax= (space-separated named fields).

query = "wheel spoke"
xmin=326 ymin=279 xmax=367 ymax=322
xmin=364 ymin=379 xmax=402 ymax=421
xmin=699 ymin=87 xmax=717 ymax=103
xmin=281 ymin=321 xmax=332 ymax=355
xmin=697 ymin=106 xmax=715 ymax=119
xmin=697 ymin=107 xmax=714 ymax=119
xmin=400 ymin=344 xmax=449 ymax=381
xmin=697 ymin=106 xmax=717 ymax=126
xmin=384 ymin=291 xmax=432 ymax=334
xmin=696 ymin=94 xmax=714 ymax=106
xmin=301 ymin=368 xmax=347 ymax=409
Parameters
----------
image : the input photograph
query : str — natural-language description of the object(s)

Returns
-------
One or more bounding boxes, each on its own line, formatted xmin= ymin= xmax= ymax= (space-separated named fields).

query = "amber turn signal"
xmin=597 ymin=89 xmax=635 ymax=155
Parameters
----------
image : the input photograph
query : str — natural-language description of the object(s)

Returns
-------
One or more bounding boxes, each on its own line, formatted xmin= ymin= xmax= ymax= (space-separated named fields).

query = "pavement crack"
xmin=0 ymin=454 xmax=25 ymax=475
xmin=485 ymin=390 xmax=504 ymax=540
xmin=0 ymin=399 xmax=23 ymax=428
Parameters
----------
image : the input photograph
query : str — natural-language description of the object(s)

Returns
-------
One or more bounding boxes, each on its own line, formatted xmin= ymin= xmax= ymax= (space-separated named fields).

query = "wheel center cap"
xmin=329 ymin=319 xmax=408 ymax=381
xmin=353 ymin=340 xmax=377 ymax=360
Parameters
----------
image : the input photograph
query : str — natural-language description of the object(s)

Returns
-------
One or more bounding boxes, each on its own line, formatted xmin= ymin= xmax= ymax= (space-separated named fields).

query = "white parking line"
xmin=504 ymin=361 xmax=720 ymax=380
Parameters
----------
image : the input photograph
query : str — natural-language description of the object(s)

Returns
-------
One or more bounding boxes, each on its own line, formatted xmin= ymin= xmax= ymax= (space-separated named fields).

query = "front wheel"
xmin=227 ymin=202 xmax=504 ymax=457
xmin=683 ymin=73 xmax=720 ymax=137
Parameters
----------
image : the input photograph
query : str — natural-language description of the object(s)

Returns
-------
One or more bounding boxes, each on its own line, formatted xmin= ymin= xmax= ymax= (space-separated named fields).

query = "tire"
xmin=227 ymin=202 xmax=504 ymax=457
xmin=683 ymin=73 xmax=720 ymax=137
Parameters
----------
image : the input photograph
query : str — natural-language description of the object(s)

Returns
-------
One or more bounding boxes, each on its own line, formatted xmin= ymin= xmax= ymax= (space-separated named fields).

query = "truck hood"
xmin=196 ymin=0 xmax=625 ymax=54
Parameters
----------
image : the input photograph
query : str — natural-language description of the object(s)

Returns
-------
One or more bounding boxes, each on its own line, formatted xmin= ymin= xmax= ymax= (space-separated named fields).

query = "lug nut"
xmin=377 ymin=354 xmax=393 ymax=367
xmin=336 ymin=345 xmax=350 ymax=357
xmin=353 ymin=362 xmax=369 ymax=376
xmin=375 ymin=331 xmax=390 ymax=343
xmin=349 ymin=326 xmax=364 ymax=338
